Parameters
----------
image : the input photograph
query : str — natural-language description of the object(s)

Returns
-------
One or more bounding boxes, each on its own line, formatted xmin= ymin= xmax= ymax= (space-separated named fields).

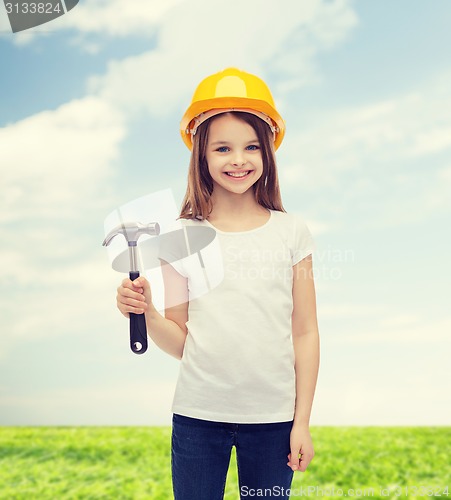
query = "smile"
xmin=224 ymin=170 xmax=252 ymax=178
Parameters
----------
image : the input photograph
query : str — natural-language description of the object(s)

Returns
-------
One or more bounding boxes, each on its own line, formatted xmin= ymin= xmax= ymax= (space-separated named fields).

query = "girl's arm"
xmin=291 ymin=254 xmax=320 ymax=427
xmin=287 ymin=254 xmax=320 ymax=472
xmin=145 ymin=260 xmax=189 ymax=360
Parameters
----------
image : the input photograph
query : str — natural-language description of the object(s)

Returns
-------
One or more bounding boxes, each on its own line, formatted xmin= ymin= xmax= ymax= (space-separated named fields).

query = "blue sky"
xmin=0 ymin=0 xmax=450 ymax=426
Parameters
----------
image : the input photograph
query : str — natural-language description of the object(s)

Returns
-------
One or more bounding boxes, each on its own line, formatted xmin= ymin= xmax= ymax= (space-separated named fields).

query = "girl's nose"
xmin=232 ymin=154 xmax=247 ymax=166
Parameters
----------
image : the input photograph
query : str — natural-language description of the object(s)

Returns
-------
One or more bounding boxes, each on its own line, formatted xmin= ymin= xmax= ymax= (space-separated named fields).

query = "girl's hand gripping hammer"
xmin=102 ymin=222 xmax=160 ymax=354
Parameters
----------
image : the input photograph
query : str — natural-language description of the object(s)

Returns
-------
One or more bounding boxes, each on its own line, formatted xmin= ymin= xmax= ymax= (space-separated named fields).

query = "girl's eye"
xmin=216 ymin=146 xmax=230 ymax=153
xmin=246 ymin=145 xmax=260 ymax=151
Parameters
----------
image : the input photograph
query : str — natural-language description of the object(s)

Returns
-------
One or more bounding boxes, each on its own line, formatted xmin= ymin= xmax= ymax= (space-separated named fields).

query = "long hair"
xmin=178 ymin=111 xmax=286 ymax=220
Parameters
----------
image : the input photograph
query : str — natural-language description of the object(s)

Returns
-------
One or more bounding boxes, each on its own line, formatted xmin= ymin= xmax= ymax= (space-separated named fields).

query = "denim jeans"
xmin=171 ymin=413 xmax=294 ymax=499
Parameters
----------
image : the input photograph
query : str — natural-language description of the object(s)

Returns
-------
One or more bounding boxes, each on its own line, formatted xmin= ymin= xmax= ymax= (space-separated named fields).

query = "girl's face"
xmin=205 ymin=113 xmax=263 ymax=197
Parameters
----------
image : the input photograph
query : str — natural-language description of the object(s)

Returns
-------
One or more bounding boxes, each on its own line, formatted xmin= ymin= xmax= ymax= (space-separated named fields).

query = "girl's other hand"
xmin=116 ymin=276 xmax=152 ymax=318
xmin=287 ymin=424 xmax=315 ymax=472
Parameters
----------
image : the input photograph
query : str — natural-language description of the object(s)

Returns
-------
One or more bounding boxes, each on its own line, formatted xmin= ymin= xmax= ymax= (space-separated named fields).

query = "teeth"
xmin=226 ymin=171 xmax=250 ymax=177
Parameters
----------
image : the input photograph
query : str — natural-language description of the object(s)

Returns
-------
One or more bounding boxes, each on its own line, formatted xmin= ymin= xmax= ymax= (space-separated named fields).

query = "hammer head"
xmin=102 ymin=221 xmax=160 ymax=247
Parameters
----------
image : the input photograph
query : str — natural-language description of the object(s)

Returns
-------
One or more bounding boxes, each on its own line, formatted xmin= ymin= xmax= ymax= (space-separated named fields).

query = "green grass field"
xmin=0 ymin=427 xmax=449 ymax=499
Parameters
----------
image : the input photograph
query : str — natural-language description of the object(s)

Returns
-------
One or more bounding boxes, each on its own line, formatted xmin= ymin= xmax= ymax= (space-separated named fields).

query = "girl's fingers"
xmin=123 ymin=298 xmax=147 ymax=310
xmin=120 ymin=278 xmax=151 ymax=299
xmin=127 ymin=305 xmax=147 ymax=314
xmin=117 ymin=294 xmax=147 ymax=309
xmin=118 ymin=301 xmax=147 ymax=315
xmin=117 ymin=286 xmax=145 ymax=302
xmin=117 ymin=285 xmax=145 ymax=300
xmin=121 ymin=278 xmax=143 ymax=291
xmin=287 ymin=452 xmax=312 ymax=472
xmin=287 ymin=452 xmax=298 ymax=471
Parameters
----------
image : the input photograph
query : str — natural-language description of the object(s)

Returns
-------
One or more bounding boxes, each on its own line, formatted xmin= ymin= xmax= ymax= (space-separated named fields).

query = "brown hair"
xmin=178 ymin=111 xmax=286 ymax=220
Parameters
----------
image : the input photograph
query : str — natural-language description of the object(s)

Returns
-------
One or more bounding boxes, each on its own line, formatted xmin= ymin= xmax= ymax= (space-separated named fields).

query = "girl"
xmin=116 ymin=67 xmax=320 ymax=500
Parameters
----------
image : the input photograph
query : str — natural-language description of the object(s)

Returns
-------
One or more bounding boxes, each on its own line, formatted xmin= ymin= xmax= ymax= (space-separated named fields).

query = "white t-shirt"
xmin=158 ymin=209 xmax=315 ymax=424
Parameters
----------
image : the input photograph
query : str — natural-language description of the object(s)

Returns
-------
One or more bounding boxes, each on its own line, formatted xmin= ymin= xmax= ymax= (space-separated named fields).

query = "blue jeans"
xmin=171 ymin=413 xmax=294 ymax=499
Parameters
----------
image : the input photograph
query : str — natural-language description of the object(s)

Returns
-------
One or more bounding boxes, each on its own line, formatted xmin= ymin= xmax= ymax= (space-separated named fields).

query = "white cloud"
xmin=314 ymin=376 xmax=450 ymax=425
xmin=271 ymin=0 xmax=358 ymax=94
xmin=86 ymin=0 xmax=357 ymax=118
xmin=0 ymin=255 xmax=167 ymax=353
xmin=278 ymin=70 xmax=451 ymax=229
xmin=281 ymin=72 xmax=451 ymax=191
xmin=5 ymin=0 xmax=449 ymax=427
xmin=0 ymin=262 xmax=117 ymax=363
xmin=0 ymin=96 xmax=128 ymax=358
xmin=0 ymin=0 xmax=359 ymax=358
xmin=330 ymin=317 xmax=451 ymax=344
xmin=379 ymin=313 xmax=420 ymax=328
xmin=314 ymin=310 xmax=451 ymax=425
xmin=5 ymin=0 xmax=185 ymax=45
xmin=306 ymin=218 xmax=330 ymax=236
xmin=66 ymin=0 xmax=185 ymax=36
xmin=438 ymin=165 xmax=451 ymax=181
xmin=410 ymin=127 xmax=451 ymax=156
xmin=4 ymin=0 xmax=358 ymax=66
xmin=0 ymin=379 xmax=178 ymax=425
xmin=0 ymin=96 xmax=125 ymax=223
xmin=319 ymin=303 xmax=390 ymax=319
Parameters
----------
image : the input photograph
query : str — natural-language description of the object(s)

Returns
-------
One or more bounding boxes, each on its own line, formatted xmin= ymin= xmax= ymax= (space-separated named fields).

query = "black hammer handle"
xmin=129 ymin=271 xmax=148 ymax=355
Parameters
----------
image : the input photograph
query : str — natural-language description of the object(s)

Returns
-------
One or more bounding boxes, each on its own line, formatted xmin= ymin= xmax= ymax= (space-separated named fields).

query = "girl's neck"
xmin=207 ymin=191 xmax=267 ymax=222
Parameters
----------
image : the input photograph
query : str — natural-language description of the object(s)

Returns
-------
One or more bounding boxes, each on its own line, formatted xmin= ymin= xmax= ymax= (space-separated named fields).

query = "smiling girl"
xmin=116 ymin=67 xmax=320 ymax=500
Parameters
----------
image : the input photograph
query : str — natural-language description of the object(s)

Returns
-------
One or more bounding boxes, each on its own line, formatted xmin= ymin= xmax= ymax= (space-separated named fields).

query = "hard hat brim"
xmin=180 ymin=97 xmax=285 ymax=151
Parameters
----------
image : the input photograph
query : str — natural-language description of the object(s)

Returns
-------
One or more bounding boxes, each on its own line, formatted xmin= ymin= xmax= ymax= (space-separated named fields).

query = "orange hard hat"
xmin=180 ymin=67 xmax=285 ymax=150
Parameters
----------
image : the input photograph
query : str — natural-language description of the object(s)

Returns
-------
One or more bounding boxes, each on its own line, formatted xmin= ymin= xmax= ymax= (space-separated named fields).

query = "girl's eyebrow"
xmin=210 ymin=139 xmax=259 ymax=146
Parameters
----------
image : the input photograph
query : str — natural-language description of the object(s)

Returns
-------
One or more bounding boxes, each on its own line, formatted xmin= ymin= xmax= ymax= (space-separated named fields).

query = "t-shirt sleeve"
xmin=291 ymin=213 xmax=316 ymax=266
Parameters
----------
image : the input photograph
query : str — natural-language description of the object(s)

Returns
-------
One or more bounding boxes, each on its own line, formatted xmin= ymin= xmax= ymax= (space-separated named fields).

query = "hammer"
xmin=103 ymin=221 xmax=160 ymax=354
